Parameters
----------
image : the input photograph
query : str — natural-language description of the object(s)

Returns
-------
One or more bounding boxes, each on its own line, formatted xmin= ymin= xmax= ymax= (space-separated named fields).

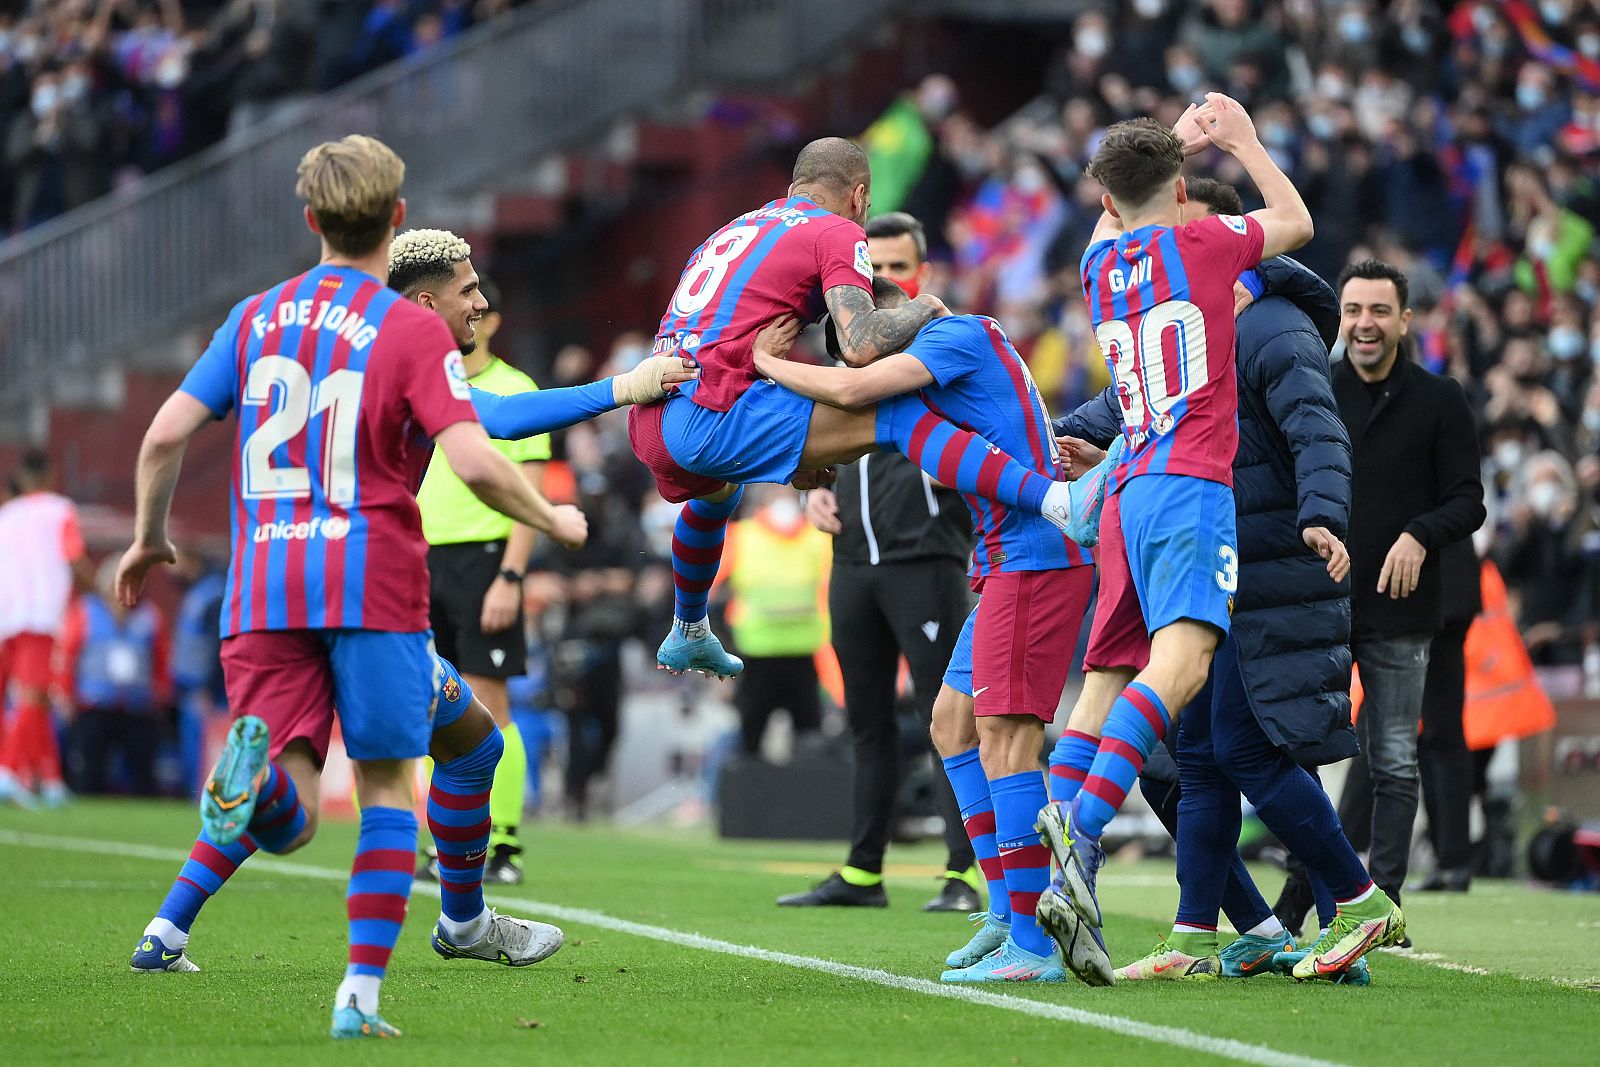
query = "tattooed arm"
xmin=823 ymin=285 xmax=945 ymax=367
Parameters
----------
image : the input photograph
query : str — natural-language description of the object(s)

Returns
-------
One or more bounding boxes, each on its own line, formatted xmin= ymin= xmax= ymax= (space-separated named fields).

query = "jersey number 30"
xmin=669 ymin=224 xmax=760 ymax=319
xmin=1095 ymin=299 xmax=1208 ymax=432
xmin=241 ymin=356 xmax=364 ymax=504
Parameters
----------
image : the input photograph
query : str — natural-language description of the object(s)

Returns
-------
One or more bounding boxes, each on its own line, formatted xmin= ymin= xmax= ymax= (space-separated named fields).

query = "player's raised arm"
xmin=435 ymin=422 xmax=588 ymax=549
xmin=753 ymin=315 xmax=934 ymax=409
xmin=117 ymin=391 xmax=215 ymax=605
xmin=1200 ymin=93 xmax=1313 ymax=260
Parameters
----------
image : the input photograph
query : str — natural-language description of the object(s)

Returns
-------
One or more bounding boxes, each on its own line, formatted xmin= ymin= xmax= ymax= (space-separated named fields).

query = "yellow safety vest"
xmin=725 ymin=516 xmax=831 ymax=658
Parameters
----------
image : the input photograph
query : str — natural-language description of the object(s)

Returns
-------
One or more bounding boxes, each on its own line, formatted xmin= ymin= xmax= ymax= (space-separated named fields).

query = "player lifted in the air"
xmin=115 ymin=135 xmax=601 ymax=1040
xmin=1036 ymin=95 xmax=1403 ymax=986
xmin=752 ymin=279 xmax=1107 ymax=983
xmin=629 ymin=137 xmax=1089 ymax=680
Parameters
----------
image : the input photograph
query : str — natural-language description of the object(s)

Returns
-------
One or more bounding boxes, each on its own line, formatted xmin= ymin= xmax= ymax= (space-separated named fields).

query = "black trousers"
xmin=1418 ymin=617 xmax=1474 ymax=870
xmin=552 ymin=641 xmax=622 ymax=807
xmin=70 ymin=708 xmax=160 ymax=796
xmin=736 ymin=655 xmax=822 ymax=755
xmin=832 ymin=558 xmax=974 ymax=875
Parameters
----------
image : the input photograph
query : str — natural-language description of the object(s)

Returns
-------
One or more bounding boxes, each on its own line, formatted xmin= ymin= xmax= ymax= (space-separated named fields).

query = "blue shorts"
xmin=1115 ymin=473 xmax=1238 ymax=637
xmin=659 ymin=377 xmax=815 ymax=487
xmin=942 ymin=605 xmax=979 ymax=697
xmin=431 ymin=655 xmax=476 ymax=731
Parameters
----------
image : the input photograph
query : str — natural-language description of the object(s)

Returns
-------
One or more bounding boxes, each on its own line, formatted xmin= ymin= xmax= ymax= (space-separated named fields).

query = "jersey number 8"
xmin=1095 ymin=299 xmax=1209 ymax=434
xmin=669 ymin=224 xmax=760 ymax=319
xmin=241 ymin=356 xmax=364 ymax=505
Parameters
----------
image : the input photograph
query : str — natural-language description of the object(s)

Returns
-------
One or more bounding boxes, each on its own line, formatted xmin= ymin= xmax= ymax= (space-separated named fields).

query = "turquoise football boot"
xmin=199 ymin=715 xmax=271 ymax=846
xmin=656 ymin=628 xmax=744 ymax=679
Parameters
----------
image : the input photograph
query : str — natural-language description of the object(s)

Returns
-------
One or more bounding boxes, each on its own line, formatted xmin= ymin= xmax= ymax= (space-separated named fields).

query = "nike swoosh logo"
xmin=973 ymin=686 xmax=990 ymax=697
xmin=1245 ymin=950 xmax=1273 ymax=969
xmin=1152 ymin=960 xmax=1176 ymax=974
xmin=162 ymin=951 xmax=181 ymax=962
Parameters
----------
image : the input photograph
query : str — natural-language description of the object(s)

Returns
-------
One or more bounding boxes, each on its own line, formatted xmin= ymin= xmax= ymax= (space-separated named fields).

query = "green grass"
xmin=2 ymin=801 xmax=1595 ymax=1066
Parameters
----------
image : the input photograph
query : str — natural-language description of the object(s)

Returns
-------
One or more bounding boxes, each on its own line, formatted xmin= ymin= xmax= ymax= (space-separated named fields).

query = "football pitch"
xmin=3 ymin=801 xmax=1596 ymax=1066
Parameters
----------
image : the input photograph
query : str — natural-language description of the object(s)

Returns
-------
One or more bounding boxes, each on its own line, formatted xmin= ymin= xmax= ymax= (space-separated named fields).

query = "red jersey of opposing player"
xmin=654 ymin=196 xmax=874 ymax=412
xmin=1080 ymin=213 xmax=1265 ymax=489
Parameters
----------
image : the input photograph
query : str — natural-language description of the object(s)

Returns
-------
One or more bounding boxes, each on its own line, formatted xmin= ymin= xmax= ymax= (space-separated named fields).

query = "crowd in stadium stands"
xmin=0 ymin=0 xmax=534 ymax=234
xmin=864 ymin=0 xmax=1600 ymax=674
xmin=7 ymin=0 xmax=1600 ymax=808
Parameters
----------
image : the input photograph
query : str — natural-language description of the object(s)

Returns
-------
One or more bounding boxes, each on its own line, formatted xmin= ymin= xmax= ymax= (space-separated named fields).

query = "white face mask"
xmin=1528 ymin=481 xmax=1562 ymax=517
xmin=1168 ymin=63 xmax=1203 ymax=93
xmin=1550 ymin=326 xmax=1585 ymax=361
xmin=766 ymin=497 xmax=802 ymax=527
xmin=1077 ymin=30 xmax=1109 ymax=59
xmin=1517 ymin=82 xmax=1547 ymax=111
xmin=1494 ymin=441 xmax=1524 ymax=470
xmin=1013 ymin=165 xmax=1047 ymax=195
xmin=1317 ymin=73 xmax=1349 ymax=101
xmin=1133 ymin=0 xmax=1166 ymax=17
xmin=31 ymin=83 xmax=57 ymax=117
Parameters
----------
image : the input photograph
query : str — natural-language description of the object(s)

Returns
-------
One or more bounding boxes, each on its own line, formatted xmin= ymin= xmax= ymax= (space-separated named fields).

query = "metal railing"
xmin=0 ymin=0 xmax=900 ymax=435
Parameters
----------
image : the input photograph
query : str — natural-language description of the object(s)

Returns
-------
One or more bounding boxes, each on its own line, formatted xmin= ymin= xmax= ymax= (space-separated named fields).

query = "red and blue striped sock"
xmin=989 ymin=770 xmax=1053 ymax=957
xmin=429 ymin=728 xmax=504 ymax=934
xmin=1076 ymin=682 xmax=1170 ymax=840
xmin=670 ymin=487 xmax=744 ymax=626
xmin=246 ymin=761 xmax=307 ymax=854
xmin=339 ymin=806 xmax=417 ymax=1013
xmin=1047 ymin=729 xmax=1099 ymax=805
xmin=874 ymin=394 xmax=1052 ymax=512
xmin=152 ymin=831 xmax=259 ymax=940
xmin=941 ymin=748 xmax=1009 ymax=923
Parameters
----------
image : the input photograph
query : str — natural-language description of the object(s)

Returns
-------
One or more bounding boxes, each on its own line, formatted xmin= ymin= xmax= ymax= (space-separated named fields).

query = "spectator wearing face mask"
xmin=1497 ymin=451 xmax=1594 ymax=666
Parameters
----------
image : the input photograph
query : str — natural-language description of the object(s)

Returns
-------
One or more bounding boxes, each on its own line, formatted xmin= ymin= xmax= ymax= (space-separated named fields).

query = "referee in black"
xmin=778 ymin=213 xmax=979 ymax=911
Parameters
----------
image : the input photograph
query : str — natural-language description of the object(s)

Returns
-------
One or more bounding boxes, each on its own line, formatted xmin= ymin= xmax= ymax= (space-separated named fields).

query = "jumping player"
xmin=115 ymin=135 xmax=596 ymax=1039
xmin=1034 ymin=95 xmax=1403 ymax=984
xmin=751 ymin=279 xmax=1105 ymax=983
xmin=629 ymin=137 xmax=1086 ymax=680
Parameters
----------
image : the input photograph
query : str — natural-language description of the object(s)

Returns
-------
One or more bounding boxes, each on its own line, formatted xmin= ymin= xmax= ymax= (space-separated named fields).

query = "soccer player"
xmin=0 ymin=450 xmax=90 ymax=808
xmin=751 ymin=278 xmax=1101 ymax=983
xmin=123 ymin=202 xmax=693 ymax=1017
xmin=1054 ymin=177 xmax=1384 ymax=985
xmin=116 ymin=135 xmax=591 ymax=1039
xmin=1033 ymin=95 xmax=1402 ymax=985
xmin=398 ymin=231 xmax=545 ymax=885
xmin=629 ymin=137 xmax=1085 ymax=680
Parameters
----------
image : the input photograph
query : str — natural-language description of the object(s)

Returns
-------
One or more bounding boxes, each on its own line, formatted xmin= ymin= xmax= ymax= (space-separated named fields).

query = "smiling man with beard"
xmin=1325 ymin=258 xmax=1485 ymax=927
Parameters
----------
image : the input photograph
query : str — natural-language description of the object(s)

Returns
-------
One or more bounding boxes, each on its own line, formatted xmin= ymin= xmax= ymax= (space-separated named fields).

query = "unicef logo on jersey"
xmin=253 ymin=515 xmax=351 ymax=544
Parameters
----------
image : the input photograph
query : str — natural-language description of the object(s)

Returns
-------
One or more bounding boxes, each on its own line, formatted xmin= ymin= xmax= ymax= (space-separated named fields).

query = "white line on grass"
xmin=2 ymin=827 xmax=1351 ymax=1067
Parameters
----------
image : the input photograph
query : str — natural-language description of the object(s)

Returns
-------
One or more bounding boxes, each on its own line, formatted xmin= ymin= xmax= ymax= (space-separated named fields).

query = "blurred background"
xmin=1 ymin=0 xmax=1598 ymax=888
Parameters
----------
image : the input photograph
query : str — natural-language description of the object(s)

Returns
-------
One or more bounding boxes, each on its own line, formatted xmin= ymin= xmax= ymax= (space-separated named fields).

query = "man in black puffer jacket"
xmin=1054 ymin=179 xmax=1377 ymax=974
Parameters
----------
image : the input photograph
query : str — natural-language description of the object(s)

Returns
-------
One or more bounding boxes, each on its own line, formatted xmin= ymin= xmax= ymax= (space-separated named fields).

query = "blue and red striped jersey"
xmin=903 ymin=316 xmax=1091 ymax=583
xmin=656 ymin=196 xmax=873 ymax=412
xmin=180 ymin=264 xmax=478 ymax=637
xmin=1080 ymin=213 xmax=1265 ymax=490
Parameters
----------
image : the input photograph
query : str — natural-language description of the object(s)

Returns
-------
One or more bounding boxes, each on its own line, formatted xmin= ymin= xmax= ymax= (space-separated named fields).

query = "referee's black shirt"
xmin=829 ymin=453 xmax=972 ymax=567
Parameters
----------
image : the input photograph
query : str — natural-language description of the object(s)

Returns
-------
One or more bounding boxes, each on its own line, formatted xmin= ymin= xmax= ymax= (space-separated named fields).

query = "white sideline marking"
xmin=1 ymin=827 xmax=1350 ymax=1067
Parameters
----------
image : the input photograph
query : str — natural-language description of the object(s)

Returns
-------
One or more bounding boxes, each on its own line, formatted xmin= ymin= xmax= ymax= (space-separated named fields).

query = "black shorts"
xmin=427 ymin=541 xmax=527 ymax=679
